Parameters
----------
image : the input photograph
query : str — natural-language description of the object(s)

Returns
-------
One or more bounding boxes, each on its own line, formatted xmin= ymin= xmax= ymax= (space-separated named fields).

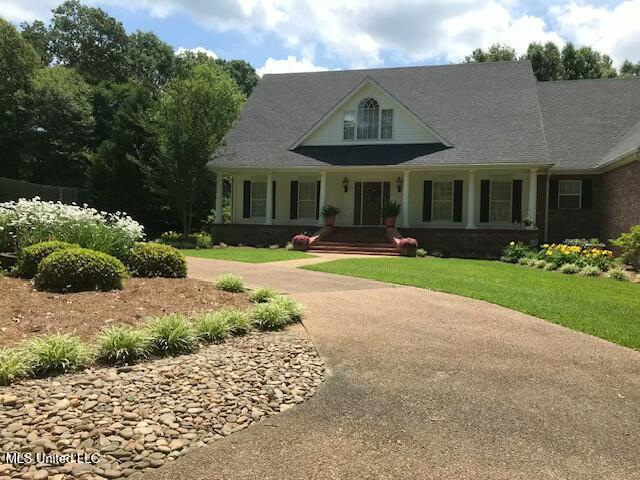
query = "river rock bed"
xmin=0 ymin=327 xmax=324 ymax=479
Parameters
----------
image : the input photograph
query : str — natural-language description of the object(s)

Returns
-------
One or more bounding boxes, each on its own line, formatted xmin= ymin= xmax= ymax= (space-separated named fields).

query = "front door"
xmin=354 ymin=181 xmax=391 ymax=225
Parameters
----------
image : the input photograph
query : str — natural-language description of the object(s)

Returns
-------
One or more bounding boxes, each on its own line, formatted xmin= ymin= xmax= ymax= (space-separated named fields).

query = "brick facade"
xmin=211 ymin=224 xmax=320 ymax=247
xmin=600 ymin=160 xmax=640 ymax=241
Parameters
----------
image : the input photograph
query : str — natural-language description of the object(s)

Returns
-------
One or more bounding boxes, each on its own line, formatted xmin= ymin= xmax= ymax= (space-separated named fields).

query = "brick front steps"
xmin=308 ymin=227 xmax=399 ymax=256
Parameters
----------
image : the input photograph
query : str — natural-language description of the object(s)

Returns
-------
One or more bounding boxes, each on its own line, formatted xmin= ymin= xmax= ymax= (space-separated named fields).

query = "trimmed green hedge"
xmin=125 ymin=242 xmax=187 ymax=278
xmin=15 ymin=240 xmax=79 ymax=278
xmin=35 ymin=248 xmax=127 ymax=293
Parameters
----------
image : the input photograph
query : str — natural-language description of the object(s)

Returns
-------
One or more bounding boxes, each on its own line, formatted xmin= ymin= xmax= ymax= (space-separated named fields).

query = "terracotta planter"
xmin=400 ymin=246 xmax=417 ymax=257
xmin=384 ymin=216 xmax=396 ymax=228
xmin=324 ymin=215 xmax=336 ymax=227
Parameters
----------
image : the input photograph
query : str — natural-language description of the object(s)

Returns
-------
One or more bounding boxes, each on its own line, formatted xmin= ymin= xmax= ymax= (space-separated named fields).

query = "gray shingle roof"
xmin=537 ymin=78 xmax=640 ymax=170
xmin=211 ymin=61 xmax=551 ymax=169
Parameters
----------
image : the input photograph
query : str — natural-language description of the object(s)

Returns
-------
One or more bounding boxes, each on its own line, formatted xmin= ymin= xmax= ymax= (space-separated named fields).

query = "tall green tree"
xmin=525 ymin=42 xmax=562 ymax=81
xmin=0 ymin=18 xmax=40 ymax=179
xmin=465 ymin=44 xmax=517 ymax=63
xmin=20 ymin=20 xmax=52 ymax=65
xmin=49 ymin=0 xmax=129 ymax=83
xmin=620 ymin=60 xmax=640 ymax=77
xmin=127 ymin=31 xmax=175 ymax=88
xmin=562 ymin=43 xmax=617 ymax=80
xmin=26 ymin=66 xmax=95 ymax=186
xmin=146 ymin=62 xmax=244 ymax=233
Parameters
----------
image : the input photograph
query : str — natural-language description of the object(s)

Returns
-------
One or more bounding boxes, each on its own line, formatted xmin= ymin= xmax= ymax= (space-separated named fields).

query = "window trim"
xmin=297 ymin=181 xmax=317 ymax=219
xmin=343 ymin=110 xmax=355 ymax=140
xmin=558 ymin=179 xmax=582 ymax=210
xmin=343 ymin=97 xmax=393 ymax=141
xmin=431 ymin=180 xmax=454 ymax=223
xmin=489 ymin=180 xmax=513 ymax=224
xmin=381 ymin=109 xmax=393 ymax=139
xmin=250 ymin=181 xmax=266 ymax=218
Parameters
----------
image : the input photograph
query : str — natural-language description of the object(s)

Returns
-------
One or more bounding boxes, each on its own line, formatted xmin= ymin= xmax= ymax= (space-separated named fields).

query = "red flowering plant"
xmin=397 ymin=237 xmax=418 ymax=256
xmin=291 ymin=234 xmax=311 ymax=251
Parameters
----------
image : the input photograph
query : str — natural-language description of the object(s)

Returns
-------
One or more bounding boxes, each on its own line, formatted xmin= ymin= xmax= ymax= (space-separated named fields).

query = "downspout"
xmin=544 ymin=172 xmax=551 ymax=243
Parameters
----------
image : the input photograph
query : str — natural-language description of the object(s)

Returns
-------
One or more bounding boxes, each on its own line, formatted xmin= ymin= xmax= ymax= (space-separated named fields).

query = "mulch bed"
xmin=0 ymin=277 xmax=252 ymax=347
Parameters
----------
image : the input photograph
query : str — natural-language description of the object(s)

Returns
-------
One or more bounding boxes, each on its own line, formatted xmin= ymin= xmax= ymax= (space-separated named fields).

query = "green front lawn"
xmin=183 ymin=247 xmax=314 ymax=263
xmin=304 ymin=257 xmax=640 ymax=350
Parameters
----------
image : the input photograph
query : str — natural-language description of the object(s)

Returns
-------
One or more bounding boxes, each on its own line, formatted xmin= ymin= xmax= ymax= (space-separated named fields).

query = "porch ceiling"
xmin=292 ymin=144 xmax=450 ymax=166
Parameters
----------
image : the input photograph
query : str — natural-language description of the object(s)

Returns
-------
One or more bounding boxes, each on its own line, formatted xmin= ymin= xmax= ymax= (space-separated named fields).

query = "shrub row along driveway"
xmin=147 ymin=255 xmax=640 ymax=480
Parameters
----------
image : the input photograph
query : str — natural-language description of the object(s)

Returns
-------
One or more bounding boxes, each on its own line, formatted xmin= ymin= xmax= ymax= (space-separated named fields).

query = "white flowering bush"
xmin=0 ymin=198 xmax=144 ymax=258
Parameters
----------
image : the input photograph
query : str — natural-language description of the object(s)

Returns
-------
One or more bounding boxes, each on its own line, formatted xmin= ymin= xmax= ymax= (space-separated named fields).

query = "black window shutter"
xmin=582 ymin=179 xmax=593 ymax=209
xmin=354 ymin=182 xmax=362 ymax=225
xmin=271 ymin=181 xmax=276 ymax=219
xmin=315 ymin=181 xmax=321 ymax=220
xmin=423 ymin=181 xmax=433 ymax=222
xmin=511 ymin=179 xmax=523 ymax=223
xmin=243 ymin=181 xmax=251 ymax=218
xmin=549 ymin=179 xmax=558 ymax=209
xmin=480 ymin=180 xmax=490 ymax=223
xmin=453 ymin=180 xmax=463 ymax=222
xmin=290 ymin=181 xmax=298 ymax=219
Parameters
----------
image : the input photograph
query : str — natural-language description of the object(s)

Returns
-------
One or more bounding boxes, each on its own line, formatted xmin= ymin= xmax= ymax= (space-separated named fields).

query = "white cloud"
xmin=551 ymin=0 xmax=640 ymax=65
xmin=175 ymin=46 xmax=218 ymax=58
xmin=0 ymin=1 xmax=57 ymax=22
xmin=257 ymin=56 xmax=329 ymax=76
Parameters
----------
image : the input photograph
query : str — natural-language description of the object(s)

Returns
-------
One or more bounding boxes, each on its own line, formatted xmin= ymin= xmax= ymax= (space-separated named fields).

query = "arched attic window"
xmin=357 ymin=98 xmax=379 ymax=139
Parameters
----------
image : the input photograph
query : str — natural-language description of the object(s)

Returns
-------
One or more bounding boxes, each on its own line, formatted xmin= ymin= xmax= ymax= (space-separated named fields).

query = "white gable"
xmin=298 ymin=79 xmax=444 ymax=147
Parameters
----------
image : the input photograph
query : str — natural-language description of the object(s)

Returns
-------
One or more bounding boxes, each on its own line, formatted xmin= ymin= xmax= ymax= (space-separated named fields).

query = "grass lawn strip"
xmin=183 ymin=247 xmax=313 ymax=263
xmin=304 ymin=257 xmax=640 ymax=351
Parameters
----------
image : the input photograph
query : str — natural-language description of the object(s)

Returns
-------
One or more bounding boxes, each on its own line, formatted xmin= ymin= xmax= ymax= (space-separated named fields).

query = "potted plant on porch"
xmin=382 ymin=201 xmax=401 ymax=228
xmin=321 ymin=205 xmax=341 ymax=227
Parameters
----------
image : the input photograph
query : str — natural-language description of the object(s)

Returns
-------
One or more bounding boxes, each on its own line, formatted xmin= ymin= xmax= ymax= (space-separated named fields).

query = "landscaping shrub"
xmin=416 ymin=248 xmax=427 ymax=258
xmin=540 ymin=242 xmax=614 ymax=270
xmin=579 ymin=265 xmax=602 ymax=277
xmin=95 ymin=326 xmax=150 ymax=365
xmin=14 ymin=240 xmax=78 ymax=278
xmin=269 ymin=295 xmax=304 ymax=322
xmin=221 ymin=309 xmax=253 ymax=335
xmin=292 ymin=234 xmax=311 ymax=250
xmin=518 ymin=257 xmax=532 ymax=266
xmin=26 ymin=334 xmax=88 ymax=376
xmin=250 ymin=287 xmax=277 ymax=303
xmin=147 ymin=314 xmax=197 ymax=355
xmin=125 ymin=242 xmax=187 ymax=278
xmin=285 ymin=241 xmax=294 ymax=251
xmin=607 ymin=267 xmax=627 ymax=281
xmin=533 ymin=259 xmax=547 ymax=269
xmin=564 ymin=238 xmax=604 ymax=248
xmin=543 ymin=262 xmax=558 ymax=271
xmin=558 ymin=263 xmax=580 ymax=274
xmin=214 ymin=273 xmax=245 ymax=292
xmin=613 ymin=225 xmax=640 ymax=270
xmin=158 ymin=231 xmax=213 ymax=249
xmin=0 ymin=198 xmax=143 ymax=257
xmin=0 ymin=348 xmax=29 ymax=385
xmin=501 ymin=241 xmax=531 ymax=263
xmin=194 ymin=311 xmax=231 ymax=343
xmin=35 ymin=248 xmax=127 ymax=293
xmin=251 ymin=301 xmax=292 ymax=331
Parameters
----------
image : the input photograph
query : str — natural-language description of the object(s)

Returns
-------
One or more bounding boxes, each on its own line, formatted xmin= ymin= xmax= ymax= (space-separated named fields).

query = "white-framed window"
xmin=490 ymin=181 xmax=512 ymax=222
xmin=558 ymin=180 xmax=582 ymax=209
xmin=432 ymin=181 xmax=453 ymax=221
xmin=298 ymin=182 xmax=317 ymax=219
xmin=381 ymin=109 xmax=393 ymax=139
xmin=343 ymin=111 xmax=355 ymax=140
xmin=250 ymin=181 xmax=266 ymax=217
xmin=357 ymin=98 xmax=379 ymax=139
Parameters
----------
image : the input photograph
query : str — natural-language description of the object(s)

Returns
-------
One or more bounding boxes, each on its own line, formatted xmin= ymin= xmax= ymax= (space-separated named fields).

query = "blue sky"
xmin=3 ymin=1 xmax=639 ymax=74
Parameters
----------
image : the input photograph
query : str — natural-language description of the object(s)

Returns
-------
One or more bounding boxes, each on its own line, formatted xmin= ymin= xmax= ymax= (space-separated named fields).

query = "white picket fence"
xmin=0 ymin=177 xmax=84 ymax=204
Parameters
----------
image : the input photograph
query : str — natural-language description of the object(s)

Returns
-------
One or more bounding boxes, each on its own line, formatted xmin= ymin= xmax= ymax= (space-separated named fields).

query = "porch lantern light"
xmin=396 ymin=176 xmax=403 ymax=192
xmin=342 ymin=176 xmax=349 ymax=193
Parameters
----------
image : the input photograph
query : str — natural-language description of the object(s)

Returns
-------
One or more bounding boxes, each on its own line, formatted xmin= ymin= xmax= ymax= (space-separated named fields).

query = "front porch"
xmin=211 ymin=166 xmax=545 ymax=255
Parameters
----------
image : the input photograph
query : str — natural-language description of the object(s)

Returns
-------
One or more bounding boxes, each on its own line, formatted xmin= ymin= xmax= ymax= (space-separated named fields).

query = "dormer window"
xmin=343 ymin=98 xmax=393 ymax=141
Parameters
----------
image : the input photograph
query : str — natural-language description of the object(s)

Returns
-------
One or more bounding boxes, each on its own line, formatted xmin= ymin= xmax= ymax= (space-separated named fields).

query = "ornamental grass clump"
xmin=558 ymin=263 xmax=580 ymax=274
xmin=249 ymin=287 xmax=277 ymax=303
xmin=221 ymin=309 xmax=253 ymax=335
xmin=26 ymin=334 xmax=88 ymax=376
xmin=14 ymin=240 xmax=78 ymax=278
xmin=95 ymin=326 xmax=150 ymax=365
xmin=268 ymin=295 xmax=304 ymax=322
xmin=251 ymin=301 xmax=291 ymax=331
xmin=533 ymin=259 xmax=547 ymax=269
xmin=0 ymin=348 xmax=30 ymax=385
xmin=214 ymin=273 xmax=245 ymax=292
xmin=125 ymin=242 xmax=187 ymax=278
xmin=607 ymin=267 xmax=627 ymax=281
xmin=194 ymin=311 xmax=231 ymax=343
xmin=579 ymin=265 xmax=602 ymax=277
xmin=147 ymin=314 xmax=197 ymax=356
xmin=416 ymin=248 xmax=427 ymax=258
xmin=543 ymin=262 xmax=558 ymax=271
xmin=0 ymin=197 xmax=144 ymax=257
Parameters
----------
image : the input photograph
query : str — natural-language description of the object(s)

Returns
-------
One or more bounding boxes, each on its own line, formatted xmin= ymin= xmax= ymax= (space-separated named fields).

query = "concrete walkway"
xmin=147 ymin=255 xmax=640 ymax=480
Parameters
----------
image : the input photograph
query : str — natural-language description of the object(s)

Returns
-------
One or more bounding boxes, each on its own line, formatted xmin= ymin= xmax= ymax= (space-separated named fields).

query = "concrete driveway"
xmin=146 ymin=255 xmax=640 ymax=479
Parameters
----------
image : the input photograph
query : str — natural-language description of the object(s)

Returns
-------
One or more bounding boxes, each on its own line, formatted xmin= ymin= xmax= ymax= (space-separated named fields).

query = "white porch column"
xmin=214 ymin=173 xmax=224 ymax=225
xmin=265 ymin=172 xmax=273 ymax=225
xmin=402 ymin=170 xmax=410 ymax=227
xmin=528 ymin=168 xmax=538 ymax=225
xmin=466 ymin=169 xmax=476 ymax=229
xmin=318 ymin=171 xmax=327 ymax=225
